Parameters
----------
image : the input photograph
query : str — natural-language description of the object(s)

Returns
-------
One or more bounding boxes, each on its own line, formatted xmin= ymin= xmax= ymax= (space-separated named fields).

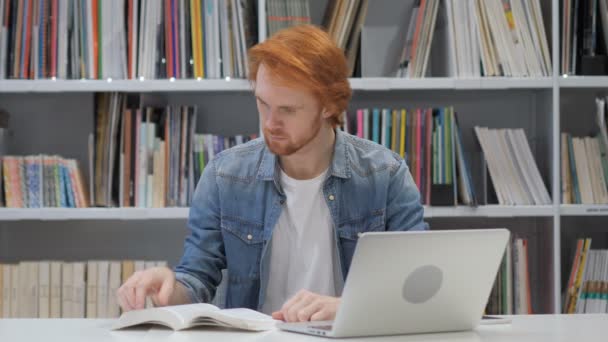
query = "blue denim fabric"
xmin=173 ymin=129 xmax=428 ymax=310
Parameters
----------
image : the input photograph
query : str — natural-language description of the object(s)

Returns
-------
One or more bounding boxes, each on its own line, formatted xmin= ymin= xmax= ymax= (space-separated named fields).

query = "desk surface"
xmin=1 ymin=315 xmax=607 ymax=341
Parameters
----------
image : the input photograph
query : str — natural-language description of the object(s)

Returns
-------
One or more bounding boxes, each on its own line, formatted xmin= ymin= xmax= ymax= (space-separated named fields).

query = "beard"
xmin=263 ymin=119 xmax=322 ymax=156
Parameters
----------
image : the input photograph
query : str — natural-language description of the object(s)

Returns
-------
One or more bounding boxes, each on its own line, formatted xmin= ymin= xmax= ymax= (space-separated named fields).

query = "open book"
xmin=111 ymin=303 xmax=278 ymax=331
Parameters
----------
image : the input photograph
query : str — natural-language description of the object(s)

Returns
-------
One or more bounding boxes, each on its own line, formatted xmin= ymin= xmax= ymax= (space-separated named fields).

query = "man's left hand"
xmin=271 ymin=290 xmax=340 ymax=322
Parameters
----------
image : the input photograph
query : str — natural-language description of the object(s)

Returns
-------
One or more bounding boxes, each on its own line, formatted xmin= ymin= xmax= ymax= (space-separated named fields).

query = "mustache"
xmin=264 ymin=128 xmax=286 ymax=136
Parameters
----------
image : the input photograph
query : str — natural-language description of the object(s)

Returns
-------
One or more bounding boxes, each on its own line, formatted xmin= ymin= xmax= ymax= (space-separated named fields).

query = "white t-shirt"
xmin=260 ymin=168 xmax=337 ymax=314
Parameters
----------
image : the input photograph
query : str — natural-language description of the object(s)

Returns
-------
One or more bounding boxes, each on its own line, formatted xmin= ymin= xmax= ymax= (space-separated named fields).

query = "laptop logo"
xmin=402 ymin=265 xmax=443 ymax=304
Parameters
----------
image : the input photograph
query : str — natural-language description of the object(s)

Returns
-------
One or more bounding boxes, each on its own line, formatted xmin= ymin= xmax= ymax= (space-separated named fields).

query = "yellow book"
xmin=400 ymin=109 xmax=406 ymax=158
xmin=190 ymin=0 xmax=199 ymax=77
xmin=569 ymin=238 xmax=591 ymax=313
xmin=391 ymin=109 xmax=398 ymax=152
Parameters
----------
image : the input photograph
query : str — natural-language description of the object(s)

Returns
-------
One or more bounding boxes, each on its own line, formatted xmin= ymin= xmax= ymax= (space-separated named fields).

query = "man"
xmin=117 ymin=24 xmax=427 ymax=323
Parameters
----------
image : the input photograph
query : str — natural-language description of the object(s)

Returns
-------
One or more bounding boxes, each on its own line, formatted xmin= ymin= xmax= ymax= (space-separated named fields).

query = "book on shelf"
xmin=562 ymin=0 xmax=608 ymax=75
xmin=474 ymin=126 xmax=551 ymax=205
xmin=561 ymin=96 xmax=608 ymax=204
xmin=396 ymin=0 xmax=440 ymax=78
xmin=322 ymin=0 xmax=368 ymax=77
xmin=92 ymin=92 xmax=257 ymax=208
xmin=266 ymin=0 xmax=311 ymax=37
xmin=395 ymin=0 xmax=550 ymax=78
xmin=485 ymin=236 xmax=533 ymax=315
xmin=112 ymin=303 xmax=277 ymax=331
xmin=0 ymin=0 xmax=257 ymax=80
xmin=343 ymin=106 xmax=476 ymax=207
xmin=563 ymin=238 xmax=608 ymax=314
xmin=1 ymin=155 xmax=88 ymax=208
xmin=0 ymin=260 xmax=167 ymax=319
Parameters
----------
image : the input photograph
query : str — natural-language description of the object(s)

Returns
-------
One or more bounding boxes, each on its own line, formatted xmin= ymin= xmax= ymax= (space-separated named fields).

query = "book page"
xmin=201 ymin=308 xmax=278 ymax=331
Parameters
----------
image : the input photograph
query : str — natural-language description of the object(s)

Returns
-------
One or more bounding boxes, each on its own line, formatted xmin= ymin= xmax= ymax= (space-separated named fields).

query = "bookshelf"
xmin=0 ymin=77 xmax=554 ymax=93
xmin=0 ymin=205 xmax=556 ymax=221
xmin=1 ymin=0 xmax=607 ymax=316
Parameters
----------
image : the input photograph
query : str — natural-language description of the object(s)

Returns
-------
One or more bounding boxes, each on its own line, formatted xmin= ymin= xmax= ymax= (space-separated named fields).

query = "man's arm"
xmin=386 ymin=158 xmax=429 ymax=231
xmin=173 ymin=158 xmax=227 ymax=304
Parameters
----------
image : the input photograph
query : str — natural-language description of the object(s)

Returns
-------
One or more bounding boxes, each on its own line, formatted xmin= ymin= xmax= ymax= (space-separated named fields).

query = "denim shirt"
xmin=173 ymin=129 xmax=428 ymax=311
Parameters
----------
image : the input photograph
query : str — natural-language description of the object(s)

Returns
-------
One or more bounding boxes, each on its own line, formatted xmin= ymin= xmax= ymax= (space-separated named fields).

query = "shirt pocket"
xmin=337 ymin=209 xmax=385 ymax=273
xmin=221 ymin=215 xmax=265 ymax=245
xmin=338 ymin=209 xmax=386 ymax=240
xmin=220 ymin=216 xmax=265 ymax=279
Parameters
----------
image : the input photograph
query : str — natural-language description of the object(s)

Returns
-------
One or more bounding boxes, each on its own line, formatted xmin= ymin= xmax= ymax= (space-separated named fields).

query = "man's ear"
xmin=321 ymin=108 xmax=331 ymax=119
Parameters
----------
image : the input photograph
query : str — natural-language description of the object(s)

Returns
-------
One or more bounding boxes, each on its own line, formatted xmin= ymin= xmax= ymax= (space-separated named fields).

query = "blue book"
xmin=383 ymin=109 xmax=392 ymax=149
xmin=372 ymin=109 xmax=380 ymax=144
xmin=55 ymin=161 xmax=67 ymax=208
xmin=62 ymin=162 xmax=75 ymax=208
xmin=26 ymin=157 xmax=42 ymax=208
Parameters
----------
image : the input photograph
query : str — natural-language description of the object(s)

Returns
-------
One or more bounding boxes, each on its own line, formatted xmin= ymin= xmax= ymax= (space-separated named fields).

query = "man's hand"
xmin=117 ymin=266 xmax=177 ymax=312
xmin=271 ymin=290 xmax=340 ymax=322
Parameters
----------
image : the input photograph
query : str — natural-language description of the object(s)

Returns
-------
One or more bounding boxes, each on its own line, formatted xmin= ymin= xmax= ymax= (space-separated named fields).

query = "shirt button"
xmin=279 ymin=199 xmax=285 ymax=205
xmin=328 ymin=195 xmax=335 ymax=201
xmin=247 ymin=234 xmax=253 ymax=240
xmin=357 ymin=232 xmax=363 ymax=238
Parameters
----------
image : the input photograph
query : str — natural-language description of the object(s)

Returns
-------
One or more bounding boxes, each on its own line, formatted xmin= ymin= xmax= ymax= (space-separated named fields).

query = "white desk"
xmin=0 ymin=315 xmax=607 ymax=341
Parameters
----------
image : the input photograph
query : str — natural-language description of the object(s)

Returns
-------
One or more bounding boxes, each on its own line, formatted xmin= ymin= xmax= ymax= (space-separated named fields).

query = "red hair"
xmin=248 ymin=25 xmax=352 ymax=127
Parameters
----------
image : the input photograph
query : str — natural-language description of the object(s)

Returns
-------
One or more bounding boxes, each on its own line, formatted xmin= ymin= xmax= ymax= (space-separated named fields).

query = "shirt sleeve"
xmin=173 ymin=158 xmax=226 ymax=304
xmin=385 ymin=158 xmax=429 ymax=231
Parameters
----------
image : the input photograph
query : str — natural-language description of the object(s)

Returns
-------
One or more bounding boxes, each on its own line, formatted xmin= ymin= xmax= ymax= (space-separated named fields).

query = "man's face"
xmin=255 ymin=64 xmax=325 ymax=156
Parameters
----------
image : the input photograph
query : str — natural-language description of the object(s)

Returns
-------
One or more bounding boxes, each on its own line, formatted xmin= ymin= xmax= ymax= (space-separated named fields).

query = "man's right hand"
xmin=117 ymin=266 xmax=176 ymax=312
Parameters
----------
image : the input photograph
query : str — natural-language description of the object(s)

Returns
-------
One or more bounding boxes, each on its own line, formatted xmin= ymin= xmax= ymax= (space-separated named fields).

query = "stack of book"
xmin=0 ymin=0 xmax=257 ymax=80
xmin=474 ymin=126 xmax=551 ymax=205
xmin=564 ymin=239 xmax=608 ymax=314
xmin=396 ymin=0 xmax=550 ymax=78
xmin=562 ymin=0 xmax=608 ymax=75
xmin=485 ymin=237 xmax=534 ymax=315
xmin=0 ymin=260 xmax=167 ymax=319
xmin=562 ymin=96 xmax=608 ymax=204
xmin=1 ymin=155 xmax=88 ymax=208
xmin=396 ymin=0 xmax=440 ymax=78
xmin=322 ymin=0 xmax=368 ymax=76
xmin=344 ymin=107 xmax=476 ymax=206
xmin=266 ymin=0 xmax=311 ymax=37
xmin=445 ymin=0 xmax=550 ymax=77
xmin=92 ymin=93 xmax=257 ymax=208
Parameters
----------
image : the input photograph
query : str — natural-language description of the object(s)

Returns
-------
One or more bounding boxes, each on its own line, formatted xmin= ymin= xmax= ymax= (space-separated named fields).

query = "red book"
xmin=409 ymin=0 xmax=427 ymax=76
xmin=22 ymin=0 xmax=33 ymax=79
xmin=50 ymin=0 xmax=58 ymax=78
xmin=164 ymin=0 xmax=173 ymax=78
xmin=92 ymin=0 xmax=99 ymax=79
xmin=172 ymin=0 xmax=180 ymax=78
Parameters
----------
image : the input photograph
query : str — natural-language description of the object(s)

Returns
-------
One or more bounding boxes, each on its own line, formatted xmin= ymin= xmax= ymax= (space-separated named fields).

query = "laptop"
xmin=277 ymin=229 xmax=510 ymax=338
